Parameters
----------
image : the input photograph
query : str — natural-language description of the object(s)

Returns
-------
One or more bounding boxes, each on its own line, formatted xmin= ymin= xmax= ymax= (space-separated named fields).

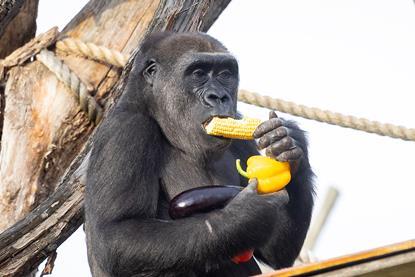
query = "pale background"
xmin=35 ymin=0 xmax=415 ymax=275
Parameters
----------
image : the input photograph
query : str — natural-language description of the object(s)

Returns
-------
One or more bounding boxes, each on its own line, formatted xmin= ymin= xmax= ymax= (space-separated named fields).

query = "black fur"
xmin=85 ymin=32 xmax=314 ymax=277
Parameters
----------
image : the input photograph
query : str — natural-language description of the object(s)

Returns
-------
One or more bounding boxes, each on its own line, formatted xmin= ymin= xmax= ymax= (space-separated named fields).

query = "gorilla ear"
xmin=143 ymin=59 xmax=157 ymax=85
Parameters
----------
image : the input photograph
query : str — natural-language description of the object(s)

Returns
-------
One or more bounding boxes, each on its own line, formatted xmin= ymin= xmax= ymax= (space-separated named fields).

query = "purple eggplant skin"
xmin=169 ymin=185 xmax=243 ymax=219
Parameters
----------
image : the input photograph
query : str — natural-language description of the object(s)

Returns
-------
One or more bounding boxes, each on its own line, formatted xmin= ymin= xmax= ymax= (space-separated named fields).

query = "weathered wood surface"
xmin=0 ymin=0 xmax=231 ymax=276
xmin=0 ymin=145 xmax=87 ymax=277
xmin=0 ymin=27 xmax=58 ymax=70
xmin=0 ymin=28 xmax=58 ymax=167
xmin=0 ymin=0 xmax=39 ymax=161
xmin=320 ymin=252 xmax=415 ymax=277
xmin=0 ymin=0 xmax=26 ymax=37
xmin=259 ymin=240 xmax=415 ymax=277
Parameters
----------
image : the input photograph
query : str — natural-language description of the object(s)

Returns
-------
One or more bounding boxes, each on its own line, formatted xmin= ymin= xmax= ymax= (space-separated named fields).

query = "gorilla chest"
xmin=160 ymin=150 xmax=241 ymax=201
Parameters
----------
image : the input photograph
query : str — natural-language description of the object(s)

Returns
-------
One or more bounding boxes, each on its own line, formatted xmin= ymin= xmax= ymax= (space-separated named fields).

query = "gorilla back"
xmin=85 ymin=32 xmax=314 ymax=277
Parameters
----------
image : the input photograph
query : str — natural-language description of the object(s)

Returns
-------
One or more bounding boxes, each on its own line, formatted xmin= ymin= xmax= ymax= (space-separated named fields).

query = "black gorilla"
xmin=85 ymin=32 xmax=314 ymax=277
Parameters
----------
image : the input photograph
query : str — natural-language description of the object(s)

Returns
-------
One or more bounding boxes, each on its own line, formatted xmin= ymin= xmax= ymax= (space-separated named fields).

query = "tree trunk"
xmin=0 ymin=0 xmax=39 ymax=158
xmin=0 ymin=0 xmax=39 ymax=59
xmin=0 ymin=0 xmax=26 ymax=38
xmin=0 ymin=0 xmax=231 ymax=276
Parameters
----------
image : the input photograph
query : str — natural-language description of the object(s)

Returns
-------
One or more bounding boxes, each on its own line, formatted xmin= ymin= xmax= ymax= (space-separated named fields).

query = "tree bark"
xmin=0 ymin=0 xmax=39 ymax=157
xmin=0 ymin=0 xmax=231 ymax=276
xmin=0 ymin=0 xmax=26 ymax=38
xmin=0 ymin=0 xmax=39 ymax=59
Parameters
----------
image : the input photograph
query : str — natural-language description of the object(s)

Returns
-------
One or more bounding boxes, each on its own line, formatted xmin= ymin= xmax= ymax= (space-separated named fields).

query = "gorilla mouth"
xmin=201 ymin=115 xmax=236 ymax=142
xmin=202 ymin=115 xmax=234 ymax=130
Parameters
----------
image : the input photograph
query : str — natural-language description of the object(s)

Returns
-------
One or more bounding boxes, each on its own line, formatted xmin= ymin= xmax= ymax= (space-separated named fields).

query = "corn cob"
xmin=205 ymin=117 xmax=262 ymax=140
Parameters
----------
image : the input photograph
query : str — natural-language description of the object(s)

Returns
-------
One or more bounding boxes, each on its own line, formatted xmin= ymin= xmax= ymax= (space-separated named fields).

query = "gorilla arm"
xmin=85 ymin=108 xmax=288 ymax=275
xmin=230 ymin=117 xmax=314 ymax=269
xmin=255 ymin=157 xmax=314 ymax=269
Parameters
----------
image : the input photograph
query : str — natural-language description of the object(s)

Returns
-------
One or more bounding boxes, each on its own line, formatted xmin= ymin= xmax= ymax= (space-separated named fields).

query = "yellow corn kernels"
xmin=205 ymin=117 xmax=262 ymax=140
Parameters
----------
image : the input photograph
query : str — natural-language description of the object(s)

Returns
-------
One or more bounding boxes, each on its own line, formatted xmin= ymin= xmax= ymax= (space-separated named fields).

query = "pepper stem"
xmin=236 ymin=159 xmax=249 ymax=178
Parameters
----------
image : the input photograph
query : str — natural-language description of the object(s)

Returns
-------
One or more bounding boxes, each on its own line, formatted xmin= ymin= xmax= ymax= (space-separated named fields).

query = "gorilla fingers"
xmin=216 ymin=178 xmax=290 ymax=249
xmin=254 ymin=111 xmax=304 ymax=162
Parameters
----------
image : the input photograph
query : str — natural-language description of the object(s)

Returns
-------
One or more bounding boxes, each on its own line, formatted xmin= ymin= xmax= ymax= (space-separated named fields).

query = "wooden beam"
xmin=260 ymin=240 xmax=415 ymax=277
xmin=324 ymin=251 xmax=415 ymax=276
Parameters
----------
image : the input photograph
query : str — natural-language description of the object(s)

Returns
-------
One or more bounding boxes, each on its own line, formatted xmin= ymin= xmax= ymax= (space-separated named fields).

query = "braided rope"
xmin=49 ymin=37 xmax=415 ymax=141
xmin=239 ymin=89 xmax=415 ymax=142
xmin=36 ymin=49 xmax=103 ymax=124
xmin=56 ymin=38 xmax=128 ymax=68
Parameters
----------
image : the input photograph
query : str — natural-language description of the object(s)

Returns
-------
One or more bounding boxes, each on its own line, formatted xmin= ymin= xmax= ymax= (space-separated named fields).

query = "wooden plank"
xmin=317 ymin=251 xmax=415 ymax=277
xmin=260 ymin=240 xmax=415 ymax=276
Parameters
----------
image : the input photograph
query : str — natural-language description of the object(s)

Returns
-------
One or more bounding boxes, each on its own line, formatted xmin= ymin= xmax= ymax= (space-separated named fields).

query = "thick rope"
xmin=39 ymin=37 xmax=415 ymax=141
xmin=56 ymin=38 xmax=127 ymax=68
xmin=0 ymin=27 xmax=59 ymax=82
xmin=239 ymin=89 xmax=415 ymax=142
xmin=36 ymin=49 xmax=103 ymax=124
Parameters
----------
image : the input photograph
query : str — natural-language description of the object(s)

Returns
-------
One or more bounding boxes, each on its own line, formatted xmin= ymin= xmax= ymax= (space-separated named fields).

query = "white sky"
xmin=36 ymin=0 xmax=415 ymax=276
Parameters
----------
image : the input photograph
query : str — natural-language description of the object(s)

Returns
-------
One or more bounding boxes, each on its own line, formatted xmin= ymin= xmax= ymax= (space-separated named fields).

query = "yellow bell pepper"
xmin=236 ymin=155 xmax=291 ymax=194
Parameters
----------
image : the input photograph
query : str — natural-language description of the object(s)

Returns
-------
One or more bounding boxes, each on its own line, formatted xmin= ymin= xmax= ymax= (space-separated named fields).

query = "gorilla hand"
xmin=219 ymin=178 xmax=289 ymax=248
xmin=253 ymin=111 xmax=304 ymax=174
xmin=233 ymin=178 xmax=289 ymax=206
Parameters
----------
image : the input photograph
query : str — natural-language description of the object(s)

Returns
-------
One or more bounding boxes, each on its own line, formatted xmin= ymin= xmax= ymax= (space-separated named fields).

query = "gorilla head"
xmin=128 ymin=32 xmax=239 ymax=155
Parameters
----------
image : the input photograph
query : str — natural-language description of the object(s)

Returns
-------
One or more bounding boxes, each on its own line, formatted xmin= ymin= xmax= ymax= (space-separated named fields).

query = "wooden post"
xmin=298 ymin=186 xmax=339 ymax=263
xmin=0 ymin=0 xmax=231 ymax=276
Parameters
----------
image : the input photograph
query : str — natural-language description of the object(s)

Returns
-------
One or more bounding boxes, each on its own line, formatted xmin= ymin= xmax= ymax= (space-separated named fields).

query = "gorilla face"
xmin=141 ymin=33 xmax=239 ymax=156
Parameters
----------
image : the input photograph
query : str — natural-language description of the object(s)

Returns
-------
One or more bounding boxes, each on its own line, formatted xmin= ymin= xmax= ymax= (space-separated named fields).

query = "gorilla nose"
xmin=203 ymin=90 xmax=230 ymax=107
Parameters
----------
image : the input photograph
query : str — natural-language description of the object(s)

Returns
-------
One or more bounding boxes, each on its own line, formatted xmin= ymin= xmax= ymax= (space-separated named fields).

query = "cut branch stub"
xmin=0 ymin=27 xmax=58 ymax=70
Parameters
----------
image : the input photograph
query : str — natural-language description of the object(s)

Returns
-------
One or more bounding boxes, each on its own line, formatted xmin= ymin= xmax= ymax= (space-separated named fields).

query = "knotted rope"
xmin=56 ymin=38 xmax=127 ymax=67
xmin=36 ymin=49 xmax=103 ymax=124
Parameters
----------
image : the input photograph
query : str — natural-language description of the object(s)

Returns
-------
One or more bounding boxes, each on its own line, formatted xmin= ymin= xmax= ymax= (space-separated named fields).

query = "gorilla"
xmin=85 ymin=32 xmax=314 ymax=277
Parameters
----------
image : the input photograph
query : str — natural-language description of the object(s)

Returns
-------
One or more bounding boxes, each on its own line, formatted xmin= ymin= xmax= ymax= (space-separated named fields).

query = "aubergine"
xmin=169 ymin=185 xmax=243 ymax=219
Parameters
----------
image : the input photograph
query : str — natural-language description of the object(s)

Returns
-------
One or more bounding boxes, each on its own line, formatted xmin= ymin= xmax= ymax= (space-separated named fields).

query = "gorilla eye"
xmin=218 ymin=70 xmax=232 ymax=79
xmin=192 ymin=68 xmax=207 ymax=78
